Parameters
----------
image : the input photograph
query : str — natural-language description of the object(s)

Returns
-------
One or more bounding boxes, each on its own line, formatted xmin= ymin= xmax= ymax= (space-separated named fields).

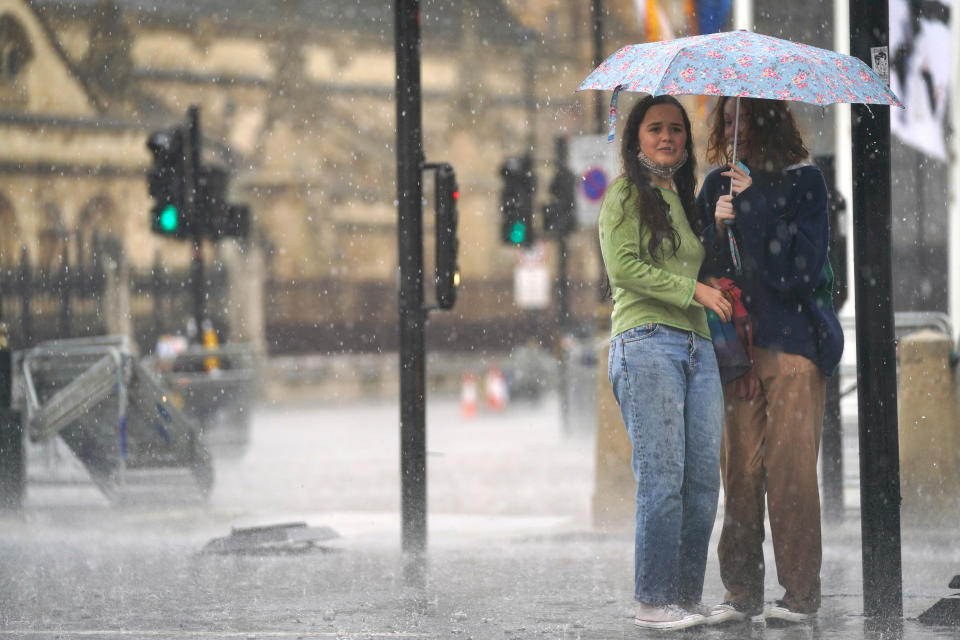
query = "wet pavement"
xmin=1 ymin=395 xmax=958 ymax=639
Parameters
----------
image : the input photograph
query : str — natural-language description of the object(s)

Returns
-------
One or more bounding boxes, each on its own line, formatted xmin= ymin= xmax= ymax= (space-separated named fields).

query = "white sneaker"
xmin=680 ymin=602 xmax=711 ymax=617
xmin=706 ymin=602 xmax=750 ymax=625
xmin=764 ymin=600 xmax=814 ymax=624
xmin=634 ymin=603 xmax=706 ymax=630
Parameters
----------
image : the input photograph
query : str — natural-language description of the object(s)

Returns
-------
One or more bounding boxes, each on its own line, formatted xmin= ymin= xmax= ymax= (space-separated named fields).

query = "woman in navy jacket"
xmin=696 ymin=96 xmax=843 ymax=626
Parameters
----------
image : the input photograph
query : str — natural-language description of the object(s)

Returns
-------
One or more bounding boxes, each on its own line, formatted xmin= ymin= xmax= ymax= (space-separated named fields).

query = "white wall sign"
xmin=514 ymin=245 xmax=550 ymax=309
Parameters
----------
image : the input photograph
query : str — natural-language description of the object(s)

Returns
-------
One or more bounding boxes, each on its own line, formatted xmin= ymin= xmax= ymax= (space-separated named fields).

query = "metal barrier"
xmin=839 ymin=310 xmax=952 ymax=339
xmin=145 ymin=343 xmax=258 ymax=458
xmin=18 ymin=335 xmax=213 ymax=501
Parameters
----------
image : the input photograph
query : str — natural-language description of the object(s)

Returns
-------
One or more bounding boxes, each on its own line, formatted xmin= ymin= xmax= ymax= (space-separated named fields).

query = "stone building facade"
xmin=0 ymin=0 xmax=659 ymax=355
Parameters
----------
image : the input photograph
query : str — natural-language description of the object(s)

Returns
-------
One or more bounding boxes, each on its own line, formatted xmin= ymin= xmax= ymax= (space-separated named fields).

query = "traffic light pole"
xmin=185 ymin=106 xmax=206 ymax=342
xmin=590 ymin=0 xmax=605 ymax=135
xmin=395 ymin=0 xmax=427 ymax=572
xmin=850 ymin=0 xmax=902 ymax=618
xmin=551 ymin=140 xmax=573 ymax=332
xmin=815 ymin=155 xmax=846 ymax=525
xmin=550 ymin=139 xmax=573 ymax=434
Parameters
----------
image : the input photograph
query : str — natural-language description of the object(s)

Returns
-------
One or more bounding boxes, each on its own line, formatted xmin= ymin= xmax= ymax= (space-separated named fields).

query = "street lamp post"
xmin=850 ymin=0 xmax=903 ymax=619
xmin=395 ymin=0 xmax=427 ymax=569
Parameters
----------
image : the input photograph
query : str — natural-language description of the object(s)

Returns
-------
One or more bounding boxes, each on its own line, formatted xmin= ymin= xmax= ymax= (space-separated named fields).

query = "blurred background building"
xmin=0 ymin=0 xmax=632 ymax=362
xmin=0 ymin=0 xmax=951 ymax=386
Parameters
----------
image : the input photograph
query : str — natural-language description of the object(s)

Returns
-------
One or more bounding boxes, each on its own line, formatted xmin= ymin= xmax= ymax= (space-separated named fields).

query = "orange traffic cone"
xmin=460 ymin=372 xmax=478 ymax=418
xmin=484 ymin=365 xmax=509 ymax=411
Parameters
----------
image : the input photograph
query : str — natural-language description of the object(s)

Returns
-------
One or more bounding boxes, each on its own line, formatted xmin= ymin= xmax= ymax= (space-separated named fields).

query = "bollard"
xmin=0 ymin=323 xmax=24 ymax=509
xmin=898 ymin=330 xmax=960 ymax=529
xmin=591 ymin=338 xmax=634 ymax=531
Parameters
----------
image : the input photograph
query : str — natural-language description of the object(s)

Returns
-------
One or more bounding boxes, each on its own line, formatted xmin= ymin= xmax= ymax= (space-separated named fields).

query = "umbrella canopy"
xmin=578 ymin=30 xmax=903 ymax=275
xmin=579 ymin=30 xmax=903 ymax=107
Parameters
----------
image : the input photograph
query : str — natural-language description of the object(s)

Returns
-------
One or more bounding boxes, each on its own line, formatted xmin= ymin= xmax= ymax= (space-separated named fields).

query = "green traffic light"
xmin=159 ymin=204 xmax=179 ymax=233
xmin=509 ymin=220 xmax=527 ymax=244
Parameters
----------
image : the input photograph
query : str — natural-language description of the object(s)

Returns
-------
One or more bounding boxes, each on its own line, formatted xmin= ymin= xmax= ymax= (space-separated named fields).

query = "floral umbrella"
xmin=579 ymin=29 xmax=903 ymax=143
xmin=578 ymin=29 xmax=903 ymax=271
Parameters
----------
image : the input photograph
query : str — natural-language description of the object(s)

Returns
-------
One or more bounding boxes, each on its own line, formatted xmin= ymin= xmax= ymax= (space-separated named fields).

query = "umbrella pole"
xmin=727 ymin=96 xmax=743 ymax=274
xmin=731 ymin=96 xmax=741 ymax=172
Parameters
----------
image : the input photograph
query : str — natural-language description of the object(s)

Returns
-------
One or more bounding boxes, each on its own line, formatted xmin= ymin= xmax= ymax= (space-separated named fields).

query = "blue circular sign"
xmin=582 ymin=168 xmax=607 ymax=201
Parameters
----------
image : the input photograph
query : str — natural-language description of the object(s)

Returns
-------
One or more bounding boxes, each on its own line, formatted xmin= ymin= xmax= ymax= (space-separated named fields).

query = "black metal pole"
xmin=395 ymin=0 xmax=427 ymax=561
xmin=58 ymin=247 xmax=71 ymax=339
xmin=814 ymin=154 xmax=844 ymax=524
xmin=822 ymin=376 xmax=843 ymax=523
xmin=0 ymin=323 xmax=23 ymax=510
xmin=591 ymin=0 xmax=605 ymax=135
xmin=152 ymin=251 xmax=164 ymax=336
xmin=554 ymin=136 xmax=572 ymax=332
xmin=850 ymin=0 xmax=903 ymax=618
xmin=186 ymin=106 xmax=205 ymax=342
xmin=524 ymin=45 xmax=537 ymax=156
xmin=558 ymin=239 xmax=570 ymax=330
xmin=552 ymin=138 xmax=572 ymax=434
xmin=19 ymin=247 xmax=31 ymax=346
xmin=590 ymin=0 xmax=609 ymax=302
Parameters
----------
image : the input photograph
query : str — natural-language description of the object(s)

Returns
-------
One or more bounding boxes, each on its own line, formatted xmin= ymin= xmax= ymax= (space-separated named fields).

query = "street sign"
xmin=514 ymin=244 xmax=550 ymax=309
xmin=568 ymin=134 xmax=619 ymax=228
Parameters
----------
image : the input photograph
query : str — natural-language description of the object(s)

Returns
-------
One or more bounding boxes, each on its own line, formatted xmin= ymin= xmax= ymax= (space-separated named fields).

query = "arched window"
xmin=37 ymin=202 xmax=67 ymax=272
xmin=76 ymin=194 xmax=120 ymax=267
xmin=0 ymin=14 xmax=33 ymax=104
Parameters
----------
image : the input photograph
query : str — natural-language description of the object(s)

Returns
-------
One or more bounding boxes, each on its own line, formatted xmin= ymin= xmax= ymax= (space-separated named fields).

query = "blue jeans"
xmin=608 ymin=323 xmax=723 ymax=605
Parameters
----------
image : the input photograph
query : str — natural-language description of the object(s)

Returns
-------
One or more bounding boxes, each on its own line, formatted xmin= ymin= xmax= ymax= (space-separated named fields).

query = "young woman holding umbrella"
xmin=696 ymin=96 xmax=844 ymax=625
xmin=598 ymin=94 xmax=732 ymax=630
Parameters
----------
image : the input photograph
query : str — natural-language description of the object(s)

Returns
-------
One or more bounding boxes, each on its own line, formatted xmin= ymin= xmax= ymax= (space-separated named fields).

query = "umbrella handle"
xmin=727 ymin=229 xmax=743 ymax=275
xmin=607 ymin=86 xmax=623 ymax=143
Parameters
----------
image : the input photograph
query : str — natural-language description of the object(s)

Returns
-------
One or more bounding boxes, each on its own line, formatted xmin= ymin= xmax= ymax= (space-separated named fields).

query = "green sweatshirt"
xmin=598 ymin=177 xmax=710 ymax=339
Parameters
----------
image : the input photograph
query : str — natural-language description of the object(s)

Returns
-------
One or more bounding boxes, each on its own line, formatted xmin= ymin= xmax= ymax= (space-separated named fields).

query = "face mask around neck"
xmin=638 ymin=148 xmax=688 ymax=180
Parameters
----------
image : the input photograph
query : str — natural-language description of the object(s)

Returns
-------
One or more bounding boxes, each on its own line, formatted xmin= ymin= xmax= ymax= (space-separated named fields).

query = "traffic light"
xmin=196 ymin=165 xmax=227 ymax=238
xmin=500 ymin=155 xmax=536 ymax=246
xmin=196 ymin=165 xmax=251 ymax=241
xmin=146 ymin=127 xmax=190 ymax=238
xmin=434 ymin=163 xmax=460 ymax=310
xmin=543 ymin=163 xmax=577 ymax=238
xmin=225 ymin=204 xmax=251 ymax=240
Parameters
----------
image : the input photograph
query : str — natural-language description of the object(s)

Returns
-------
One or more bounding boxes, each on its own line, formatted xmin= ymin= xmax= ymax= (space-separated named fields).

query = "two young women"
xmin=598 ymin=94 xmax=840 ymax=630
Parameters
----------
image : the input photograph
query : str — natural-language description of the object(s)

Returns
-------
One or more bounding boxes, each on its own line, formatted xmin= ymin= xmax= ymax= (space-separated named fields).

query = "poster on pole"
xmin=568 ymin=135 xmax=620 ymax=228
xmin=889 ymin=0 xmax=952 ymax=160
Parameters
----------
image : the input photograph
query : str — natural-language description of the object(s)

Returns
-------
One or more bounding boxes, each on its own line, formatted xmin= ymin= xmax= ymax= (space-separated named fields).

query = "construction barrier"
xmin=18 ymin=335 xmax=213 ymax=502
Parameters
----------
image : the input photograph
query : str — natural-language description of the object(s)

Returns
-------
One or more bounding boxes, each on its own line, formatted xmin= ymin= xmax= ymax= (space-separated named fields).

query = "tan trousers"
xmin=717 ymin=347 xmax=826 ymax=614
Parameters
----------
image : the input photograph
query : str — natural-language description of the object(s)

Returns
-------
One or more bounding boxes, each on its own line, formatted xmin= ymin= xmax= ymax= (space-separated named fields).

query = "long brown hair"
xmin=705 ymin=96 xmax=808 ymax=171
xmin=617 ymin=94 xmax=699 ymax=259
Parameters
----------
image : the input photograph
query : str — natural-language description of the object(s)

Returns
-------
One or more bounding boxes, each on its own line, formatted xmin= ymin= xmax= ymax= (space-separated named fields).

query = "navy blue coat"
xmin=697 ymin=163 xmax=843 ymax=375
